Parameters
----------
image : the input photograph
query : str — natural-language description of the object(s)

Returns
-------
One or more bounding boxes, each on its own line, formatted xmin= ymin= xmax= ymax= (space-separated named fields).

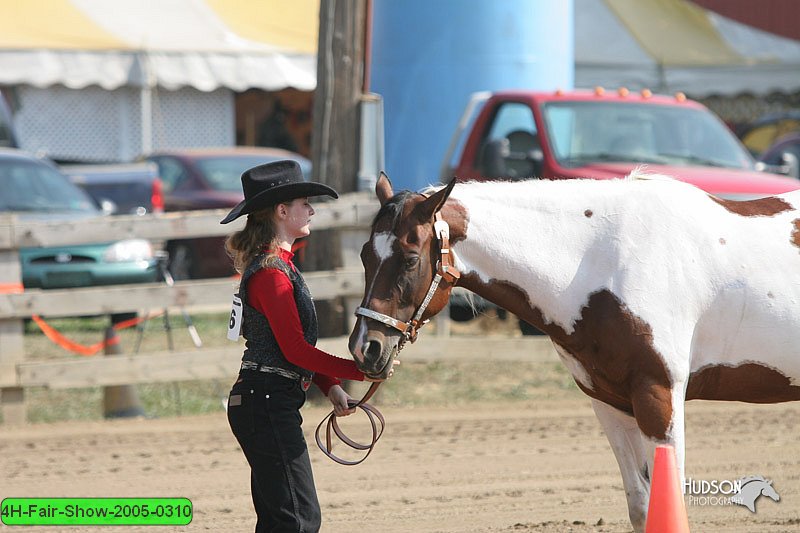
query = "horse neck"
xmin=446 ymin=180 xmax=618 ymax=313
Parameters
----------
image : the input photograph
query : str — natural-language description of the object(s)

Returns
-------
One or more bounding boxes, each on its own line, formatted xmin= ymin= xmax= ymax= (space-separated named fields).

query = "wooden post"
xmin=309 ymin=0 xmax=368 ymax=339
xmin=312 ymin=0 xmax=366 ymax=194
xmin=102 ymin=326 xmax=146 ymax=418
xmin=0 ymin=214 xmax=26 ymax=424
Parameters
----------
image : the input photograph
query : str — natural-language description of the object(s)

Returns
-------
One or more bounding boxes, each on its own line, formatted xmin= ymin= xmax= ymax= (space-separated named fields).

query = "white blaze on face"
xmin=354 ymin=231 xmax=397 ymax=359
xmin=373 ymin=232 xmax=395 ymax=261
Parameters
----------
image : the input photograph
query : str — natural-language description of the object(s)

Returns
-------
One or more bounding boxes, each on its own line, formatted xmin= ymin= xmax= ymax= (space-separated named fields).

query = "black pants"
xmin=227 ymin=371 xmax=321 ymax=533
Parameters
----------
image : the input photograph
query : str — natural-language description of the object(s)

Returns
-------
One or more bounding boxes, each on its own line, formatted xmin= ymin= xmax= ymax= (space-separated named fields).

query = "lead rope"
xmin=314 ymin=382 xmax=385 ymax=465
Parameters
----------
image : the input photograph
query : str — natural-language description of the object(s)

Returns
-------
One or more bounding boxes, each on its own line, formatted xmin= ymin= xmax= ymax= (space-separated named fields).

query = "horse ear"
xmin=376 ymin=171 xmax=394 ymax=206
xmin=418 ymin=178 xmax=457 ymax=220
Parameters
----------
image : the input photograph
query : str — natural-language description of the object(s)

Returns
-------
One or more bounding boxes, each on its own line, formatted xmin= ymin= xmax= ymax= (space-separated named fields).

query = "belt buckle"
xmin=301 ymin=377 xmax=311 ymax=391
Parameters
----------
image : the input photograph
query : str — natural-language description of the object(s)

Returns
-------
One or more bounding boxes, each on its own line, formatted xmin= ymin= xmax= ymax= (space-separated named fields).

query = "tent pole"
xmin=657 ymin=63 xmax=667 ymax=93
xmin=140 ymin=53 xmax=153 ymax=155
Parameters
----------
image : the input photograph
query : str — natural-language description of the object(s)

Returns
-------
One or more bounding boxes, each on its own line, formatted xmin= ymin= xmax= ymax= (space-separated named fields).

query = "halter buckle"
xmin=433 ymin=219 xmax=450 ymax=240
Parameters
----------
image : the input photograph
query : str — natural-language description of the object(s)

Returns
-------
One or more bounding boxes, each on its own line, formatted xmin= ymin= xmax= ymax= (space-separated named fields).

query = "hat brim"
xmin=220 ymin=181 xmax=338 ymax=224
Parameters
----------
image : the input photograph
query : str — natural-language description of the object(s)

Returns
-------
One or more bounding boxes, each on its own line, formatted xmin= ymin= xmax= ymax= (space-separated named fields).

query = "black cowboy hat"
xmin=220 ymin=159 xmax=338 ymax=224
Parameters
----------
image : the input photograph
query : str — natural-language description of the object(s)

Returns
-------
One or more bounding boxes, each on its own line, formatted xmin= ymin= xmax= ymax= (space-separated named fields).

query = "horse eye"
xmin=404 ymin=255 xmax=419 ymax=270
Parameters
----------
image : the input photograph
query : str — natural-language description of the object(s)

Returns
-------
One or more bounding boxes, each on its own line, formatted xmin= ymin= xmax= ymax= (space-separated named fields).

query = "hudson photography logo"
xmin=684 ymin=476 xmax=781 ymax=513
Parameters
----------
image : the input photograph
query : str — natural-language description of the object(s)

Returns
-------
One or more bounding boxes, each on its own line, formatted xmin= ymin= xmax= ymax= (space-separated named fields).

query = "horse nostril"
xmin=362 ymin=340 xmax=383 ymax=364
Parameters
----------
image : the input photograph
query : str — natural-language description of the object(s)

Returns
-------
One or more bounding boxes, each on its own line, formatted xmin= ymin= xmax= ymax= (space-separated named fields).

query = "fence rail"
xmin=0 ymin=193 xmax=554 ymax=424
xmin=1 ymin=336 xmax=558 ymax=390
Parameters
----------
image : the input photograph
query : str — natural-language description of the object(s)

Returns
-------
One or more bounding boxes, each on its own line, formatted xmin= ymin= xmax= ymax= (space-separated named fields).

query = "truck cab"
xmin=445 ymin=89 xmax=798 ymax=199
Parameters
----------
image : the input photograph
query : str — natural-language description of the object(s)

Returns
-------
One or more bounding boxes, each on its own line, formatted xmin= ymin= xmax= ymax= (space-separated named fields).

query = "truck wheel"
xmin=518 ymin=318 xmax=545 ymax=336
xmin=167 ymin=243 xmax=195 ymax=280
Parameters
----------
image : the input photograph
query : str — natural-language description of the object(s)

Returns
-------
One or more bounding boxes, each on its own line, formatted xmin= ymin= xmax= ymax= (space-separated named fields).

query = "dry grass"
xmin=17 ymin=310 xmax=575 ymax=423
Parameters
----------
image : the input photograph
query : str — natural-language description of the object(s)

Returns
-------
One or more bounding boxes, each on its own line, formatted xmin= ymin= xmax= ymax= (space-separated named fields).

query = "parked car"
xmin=756 ymin=132 xmax=800 ymax=180
xmin=142 ymin=147 xmax=312 ymax=279
xmin=738 ymin=110 xmax=800 ymax=158
xmin=0 ymin=148 xmax=158 ymax=317
xmin=62 ymin=162 xmax=164 ymax=216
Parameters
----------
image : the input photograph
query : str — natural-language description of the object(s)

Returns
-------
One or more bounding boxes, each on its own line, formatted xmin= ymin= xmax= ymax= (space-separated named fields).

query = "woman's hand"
xmin=327 ymin=384 xmax=357 ymax=417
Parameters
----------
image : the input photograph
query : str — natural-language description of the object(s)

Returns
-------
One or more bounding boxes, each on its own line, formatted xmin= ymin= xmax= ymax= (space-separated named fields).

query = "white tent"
xmin=4 ymin=0 xmax=798 ymax=97
xmin=0 ymin=0 xmax=319 ymax=161
xmin=575 ymin=0 xmax=800 ymax=96
xmin=0 ymin=0 xmax=317 ymax=92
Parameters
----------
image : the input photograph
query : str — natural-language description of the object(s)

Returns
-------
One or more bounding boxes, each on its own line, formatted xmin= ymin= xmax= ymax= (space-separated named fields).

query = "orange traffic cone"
xmin=646 ymin=444 xmax=690 ymax=533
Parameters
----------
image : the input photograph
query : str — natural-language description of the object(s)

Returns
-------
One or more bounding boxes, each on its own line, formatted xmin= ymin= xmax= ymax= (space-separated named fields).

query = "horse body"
xmin=349 ymin=172 xmax=800 ymax=532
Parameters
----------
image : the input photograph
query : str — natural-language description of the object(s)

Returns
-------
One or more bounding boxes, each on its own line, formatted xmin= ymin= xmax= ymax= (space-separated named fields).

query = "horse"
xmin=731 ymin=476 xmax=781 ymax=513
xmin=347 ymin=170 xmax=800 ymax=532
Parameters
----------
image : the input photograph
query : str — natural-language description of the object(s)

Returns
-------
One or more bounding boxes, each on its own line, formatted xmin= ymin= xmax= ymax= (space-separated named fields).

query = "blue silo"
xmin=370 ymin=0 xmax=574 ymax=191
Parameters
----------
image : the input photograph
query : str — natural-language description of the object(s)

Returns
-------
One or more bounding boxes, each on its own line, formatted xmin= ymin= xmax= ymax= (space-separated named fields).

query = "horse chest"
xmin=553 ymin=336 xmax=641 ymax=413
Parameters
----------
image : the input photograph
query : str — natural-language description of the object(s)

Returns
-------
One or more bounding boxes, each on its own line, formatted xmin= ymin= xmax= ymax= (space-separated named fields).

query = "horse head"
xmin=348 ymin=172 xmax=460 ymax=378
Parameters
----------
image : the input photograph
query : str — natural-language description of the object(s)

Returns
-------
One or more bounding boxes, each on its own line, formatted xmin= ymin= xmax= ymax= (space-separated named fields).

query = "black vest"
xmin=238 ymin=253 xmax=317 ymax=379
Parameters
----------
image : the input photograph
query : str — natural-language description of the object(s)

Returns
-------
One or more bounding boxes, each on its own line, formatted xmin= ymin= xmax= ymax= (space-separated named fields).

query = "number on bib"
xmin=227 ymin=295 xmax=243 ymax=341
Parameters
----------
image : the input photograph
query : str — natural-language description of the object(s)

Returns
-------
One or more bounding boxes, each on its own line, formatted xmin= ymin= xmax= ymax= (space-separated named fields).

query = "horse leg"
xmin=630 ymin=382 xmax=688 ymax=481
xmin=628 ymin=382 xmax=689 ymax=528
xmin=591 ymin=399 xmax=651 ymax=532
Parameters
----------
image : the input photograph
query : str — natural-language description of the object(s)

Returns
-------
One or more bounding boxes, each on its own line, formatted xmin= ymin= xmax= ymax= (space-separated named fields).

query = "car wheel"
xmin=518 ymin=318 xmax=545 ymax=336
xmin=168 ymin=243 xmax=195 ymax=280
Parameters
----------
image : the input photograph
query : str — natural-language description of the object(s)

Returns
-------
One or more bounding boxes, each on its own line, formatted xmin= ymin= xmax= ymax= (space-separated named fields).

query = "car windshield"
xmin=0 ymin=158 xmax=98 ymax=212
xmin=542 ymin=101 xmax=755 ymax=170
xmin=197 ymin=155 xmax=312 ymax=192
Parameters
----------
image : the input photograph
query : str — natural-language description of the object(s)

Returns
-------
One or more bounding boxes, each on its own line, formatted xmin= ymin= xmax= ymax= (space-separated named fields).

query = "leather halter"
xmin=316 ymin=205 xmax=461 ymax=466
xmin=354 ymin=210 xmax=461 ymax=348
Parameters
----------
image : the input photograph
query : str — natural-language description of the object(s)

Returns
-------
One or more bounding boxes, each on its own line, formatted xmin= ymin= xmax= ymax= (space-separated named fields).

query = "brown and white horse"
xmin=348 ymin=171 xmax=800 ymax=532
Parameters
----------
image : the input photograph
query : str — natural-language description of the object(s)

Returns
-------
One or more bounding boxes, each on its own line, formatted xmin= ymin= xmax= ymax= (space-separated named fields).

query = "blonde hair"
xmin=224 ymin=206 xmax=281 ymax=274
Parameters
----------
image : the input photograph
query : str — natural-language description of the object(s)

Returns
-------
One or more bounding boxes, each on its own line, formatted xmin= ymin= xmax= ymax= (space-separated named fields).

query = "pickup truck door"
xmin=448 ymin=94 xmax=543 ymax=182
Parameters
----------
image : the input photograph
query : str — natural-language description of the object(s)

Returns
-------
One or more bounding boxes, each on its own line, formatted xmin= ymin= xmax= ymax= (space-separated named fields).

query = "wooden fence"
xmin=0 ymin=192 xmax=557 ymax=424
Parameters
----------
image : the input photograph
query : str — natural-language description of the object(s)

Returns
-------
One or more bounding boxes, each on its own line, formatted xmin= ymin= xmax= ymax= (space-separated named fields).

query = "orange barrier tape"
xmin=0 ymin=282 xmax=24 ymax=294
xmin=31 ymin=311 xmax=163 ymax=357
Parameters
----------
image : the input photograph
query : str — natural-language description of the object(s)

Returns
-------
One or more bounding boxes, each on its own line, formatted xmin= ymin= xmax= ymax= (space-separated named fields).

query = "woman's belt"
xmin=240 ymin=361 xmax=312 ymax=390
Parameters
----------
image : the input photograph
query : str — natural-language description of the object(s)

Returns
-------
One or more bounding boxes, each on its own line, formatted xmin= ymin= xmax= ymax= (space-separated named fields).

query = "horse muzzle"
xmin=356 ymin=337 xmax=398 ymax=379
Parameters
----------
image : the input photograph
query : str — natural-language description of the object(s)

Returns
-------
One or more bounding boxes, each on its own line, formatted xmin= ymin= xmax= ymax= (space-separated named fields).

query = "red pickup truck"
xmin=443 ymin=88 xmax=798 ymax=199
xmin=441 ymin=88 xmax=800 ymax=330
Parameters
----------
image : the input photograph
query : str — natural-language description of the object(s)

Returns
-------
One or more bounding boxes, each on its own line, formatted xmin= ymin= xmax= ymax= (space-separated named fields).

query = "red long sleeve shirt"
xmin=247 ymin=248 xmax=364 ymax=395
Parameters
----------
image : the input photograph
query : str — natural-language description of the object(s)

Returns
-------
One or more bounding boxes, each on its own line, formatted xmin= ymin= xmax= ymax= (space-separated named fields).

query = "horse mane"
xmin=431 ymin=168 xmax=675 ymax=193
xmin=420 ymin=184 xmax=445 ymax=195
xmin=373 ymin=190 xmax=414 ymax=229
xmin=625 ymin=165 xmax=675 ymax=182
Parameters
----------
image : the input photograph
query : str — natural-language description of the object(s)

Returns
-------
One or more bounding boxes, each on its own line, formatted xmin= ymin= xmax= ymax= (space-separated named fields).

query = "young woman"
xmin=221 ymin=160 xmax=389 ymax=532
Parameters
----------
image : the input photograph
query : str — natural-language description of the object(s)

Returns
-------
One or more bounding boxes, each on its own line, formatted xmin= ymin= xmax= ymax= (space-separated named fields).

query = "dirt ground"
xmin=2 ymin=391 xmax=798 ymax=533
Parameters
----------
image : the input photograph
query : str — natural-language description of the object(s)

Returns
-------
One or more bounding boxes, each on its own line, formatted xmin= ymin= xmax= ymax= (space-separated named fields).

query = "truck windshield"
xmin=542 ymin=101 xmax=754 ymax=170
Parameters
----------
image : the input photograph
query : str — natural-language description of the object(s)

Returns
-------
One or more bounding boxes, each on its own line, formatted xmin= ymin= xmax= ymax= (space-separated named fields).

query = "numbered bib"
xmin=227 ymin=295 xmax=243 ymax=341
